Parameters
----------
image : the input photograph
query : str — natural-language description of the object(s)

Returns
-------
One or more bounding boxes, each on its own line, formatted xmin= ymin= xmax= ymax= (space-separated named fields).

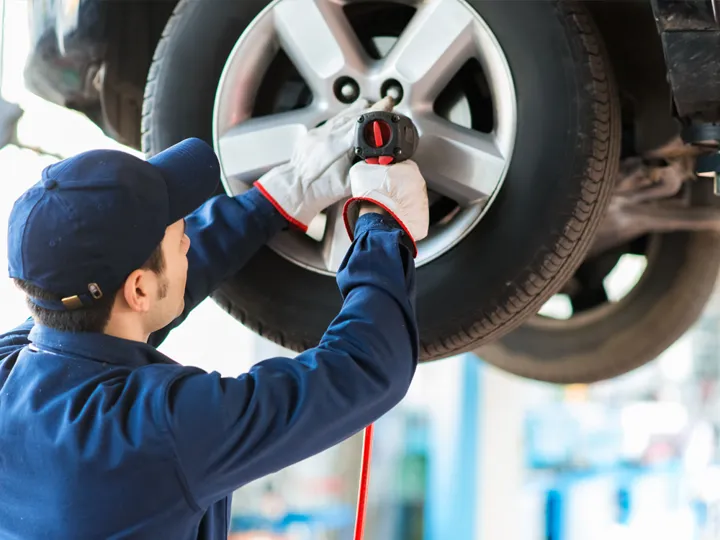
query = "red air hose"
xmin=352 ymin=118 xmax=396 ymax=540
xmin=353 ymin=423 xmax=375 ymax=540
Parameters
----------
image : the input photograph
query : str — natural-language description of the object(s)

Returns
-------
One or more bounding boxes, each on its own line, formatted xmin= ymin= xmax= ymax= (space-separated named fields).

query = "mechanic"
xmin=0 ymin=97 xmax=429 ymax=539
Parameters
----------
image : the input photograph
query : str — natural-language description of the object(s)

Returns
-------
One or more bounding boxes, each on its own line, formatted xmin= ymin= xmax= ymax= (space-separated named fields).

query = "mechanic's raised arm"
xmin=186 ymin=190 xmax=285 ymax=311
xmin=163 ymin=208 xmax=421 ymax=508
xmin=147 ymin=188 xmax=286 ymax=345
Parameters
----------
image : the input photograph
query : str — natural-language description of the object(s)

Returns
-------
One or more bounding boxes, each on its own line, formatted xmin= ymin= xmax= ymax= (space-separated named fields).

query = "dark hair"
xmin=14 ymin=244 xmax=165 ymax=334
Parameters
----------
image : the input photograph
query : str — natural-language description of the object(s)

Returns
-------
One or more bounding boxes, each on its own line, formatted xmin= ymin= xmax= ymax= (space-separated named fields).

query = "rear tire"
xmin=142 ymin=0 xmax=621 ymax=360
xmin=478 ymin=231 xmax=720 ymax=383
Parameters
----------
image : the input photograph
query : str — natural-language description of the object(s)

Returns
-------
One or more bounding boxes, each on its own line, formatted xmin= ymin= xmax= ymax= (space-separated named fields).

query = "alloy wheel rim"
xmin=213 ymin=0 xmax=517 ymax=275
xmin=532 ymin=234 xmax=661 ymax=329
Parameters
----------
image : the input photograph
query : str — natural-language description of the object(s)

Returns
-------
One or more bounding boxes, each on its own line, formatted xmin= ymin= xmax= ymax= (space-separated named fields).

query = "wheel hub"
xmin=213 ymin=0 xmax=517 ymax=275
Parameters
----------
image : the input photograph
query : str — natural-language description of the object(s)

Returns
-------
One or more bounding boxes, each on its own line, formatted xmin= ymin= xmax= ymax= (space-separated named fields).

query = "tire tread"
xmin=429 ymin=1 xmax=622 ymax=359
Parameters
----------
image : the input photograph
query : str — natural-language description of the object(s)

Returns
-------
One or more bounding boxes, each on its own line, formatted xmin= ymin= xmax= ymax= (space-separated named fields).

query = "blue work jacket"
xmin=0 ymin=188 xmax=419 ymax=539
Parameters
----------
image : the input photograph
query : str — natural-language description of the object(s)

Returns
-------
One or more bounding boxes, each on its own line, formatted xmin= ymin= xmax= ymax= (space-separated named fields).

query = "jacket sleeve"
xmin=149 ymin=187 xmax=287 ymax=346
xmin=162 ymin=213 xmax=419 ymax=509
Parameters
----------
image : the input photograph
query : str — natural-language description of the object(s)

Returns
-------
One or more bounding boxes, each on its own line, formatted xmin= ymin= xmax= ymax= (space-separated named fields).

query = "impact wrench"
xmin=351 ymin=110 xmax=419 ymax=540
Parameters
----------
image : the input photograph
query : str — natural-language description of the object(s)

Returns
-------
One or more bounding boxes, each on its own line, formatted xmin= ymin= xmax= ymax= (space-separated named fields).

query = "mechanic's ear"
xmin=121 ymin=269 xmax=152 ymax=313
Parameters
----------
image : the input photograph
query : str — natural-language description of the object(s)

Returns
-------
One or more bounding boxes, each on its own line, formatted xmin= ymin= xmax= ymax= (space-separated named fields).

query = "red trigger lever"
xmin=365 ymin=120 xmax=394 ymax=166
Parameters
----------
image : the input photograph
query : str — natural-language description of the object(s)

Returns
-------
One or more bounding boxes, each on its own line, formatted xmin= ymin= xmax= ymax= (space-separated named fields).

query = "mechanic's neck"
xmin=103 ymin=312 xmax=151 ymax=344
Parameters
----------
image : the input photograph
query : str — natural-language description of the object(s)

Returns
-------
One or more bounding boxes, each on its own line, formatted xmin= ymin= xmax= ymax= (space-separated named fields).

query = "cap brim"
xmin=148 ymin=138 xmax=221 ymax=223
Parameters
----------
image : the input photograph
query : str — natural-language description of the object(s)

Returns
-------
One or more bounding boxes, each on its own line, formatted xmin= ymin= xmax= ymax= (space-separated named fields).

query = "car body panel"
xmin=650 ymin=0 xmax=720 ymax=121
xmin=24 ymin=0 xmax=108 ymax=118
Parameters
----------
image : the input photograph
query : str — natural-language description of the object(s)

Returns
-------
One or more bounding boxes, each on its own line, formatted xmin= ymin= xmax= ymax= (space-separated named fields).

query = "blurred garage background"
xmin=2 ymin=1 xmax=720 ymax=539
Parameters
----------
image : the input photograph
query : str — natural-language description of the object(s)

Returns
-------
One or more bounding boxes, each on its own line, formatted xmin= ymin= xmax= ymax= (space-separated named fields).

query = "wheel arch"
xmin=49 ymin=0 xmax=680 ymax=155
xmin=99 ymin=0 xmax=178 ymax=150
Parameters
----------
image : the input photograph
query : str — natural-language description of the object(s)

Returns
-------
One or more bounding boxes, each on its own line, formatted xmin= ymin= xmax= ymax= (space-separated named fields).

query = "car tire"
xmin=141 ymin=0 xmax=621 ymax=360
xmin=478 ymin=231 xmax=720 ymax=383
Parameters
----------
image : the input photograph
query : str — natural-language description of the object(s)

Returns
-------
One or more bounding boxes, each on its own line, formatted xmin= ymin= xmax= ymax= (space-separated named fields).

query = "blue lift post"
xmin=425 ymin=353 xmax=483 ymax=540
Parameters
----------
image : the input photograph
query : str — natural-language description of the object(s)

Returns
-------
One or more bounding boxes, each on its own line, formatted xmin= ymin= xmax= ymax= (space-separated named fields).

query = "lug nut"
xmin=341 ymin=84 xmax=358 ymax=101
xmin=381 ymin=79 xmax=404 ymax=105
xmin=386 ymin=86 xmax=402 ymax=102
xmin=334 ymin=77 xmax=360 ymax=104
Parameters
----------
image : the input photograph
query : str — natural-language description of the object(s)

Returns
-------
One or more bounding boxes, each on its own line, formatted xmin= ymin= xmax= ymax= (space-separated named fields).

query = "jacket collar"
xmin=28 ymin=325 xmax=178 ymax=368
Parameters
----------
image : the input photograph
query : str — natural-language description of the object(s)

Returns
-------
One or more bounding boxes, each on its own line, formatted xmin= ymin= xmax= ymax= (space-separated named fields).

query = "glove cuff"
xmin=343 ymin=196 xmax=418 ymax=257
xmin=254 ymin=180 xmax=309 ymax=233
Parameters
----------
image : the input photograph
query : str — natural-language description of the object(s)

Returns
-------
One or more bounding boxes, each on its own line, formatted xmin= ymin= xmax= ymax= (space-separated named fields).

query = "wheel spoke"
xmin=273 ymin=0 xmax=368 ymax=95
xmin=570 ymin=261 xmax=611 ymax=313
xmin=217 ymin=107 xmax=326 ymax=190
xmin=321 ymin=202 xmax=353 ymax=273
xmin=384 ymin=0 xmax=476 ymax=104
xmin=413 ymin=114 xmax=508 ymax=205
xmin=569 ymin=284 xmax=609 ymax=314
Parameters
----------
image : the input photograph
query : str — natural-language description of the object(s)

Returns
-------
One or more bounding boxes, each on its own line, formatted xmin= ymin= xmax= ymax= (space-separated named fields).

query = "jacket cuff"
xmin=354 ymin=213 xmax=416 ymax=254
xmin=241 ymin=187 xmax=292 ymax=231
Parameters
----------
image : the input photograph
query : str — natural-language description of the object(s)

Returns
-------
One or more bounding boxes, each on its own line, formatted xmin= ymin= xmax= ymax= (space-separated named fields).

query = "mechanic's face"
xmin=152 ymin=219 xmax=191 ymax=328
xmin=115 ymin=219 xmax=190 ymax=339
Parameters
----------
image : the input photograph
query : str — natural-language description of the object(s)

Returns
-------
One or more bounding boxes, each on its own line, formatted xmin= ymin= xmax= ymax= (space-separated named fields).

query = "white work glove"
xmin=254 ymin=96 xmax=395 ymax=232
xmin=343 ymin=160 xmax=429 ymax=257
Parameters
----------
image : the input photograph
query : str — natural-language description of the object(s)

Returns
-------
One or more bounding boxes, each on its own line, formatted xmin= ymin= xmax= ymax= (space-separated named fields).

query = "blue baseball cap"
xmin=7 ymin=138 xmax=220 ymax=311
